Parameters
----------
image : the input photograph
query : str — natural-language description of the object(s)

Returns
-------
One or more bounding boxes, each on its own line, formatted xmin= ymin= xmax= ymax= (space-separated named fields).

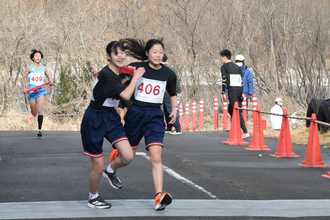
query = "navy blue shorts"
xmin=124 ymin=104 xmax=165 ymax=150
xmin=81 ymin=107 xmax=128 ymax=158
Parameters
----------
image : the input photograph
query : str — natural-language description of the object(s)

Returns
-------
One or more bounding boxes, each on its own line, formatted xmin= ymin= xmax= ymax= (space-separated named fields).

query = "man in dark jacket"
xmin=220 ymin=49 xmax=250 ymax=138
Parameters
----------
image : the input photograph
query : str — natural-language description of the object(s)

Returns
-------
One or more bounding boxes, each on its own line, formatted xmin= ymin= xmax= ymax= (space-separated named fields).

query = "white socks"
xmin=106 ymin=164 xmax=115 ymax=173
xmin=89 ymin=192 xmax=99 ymax=200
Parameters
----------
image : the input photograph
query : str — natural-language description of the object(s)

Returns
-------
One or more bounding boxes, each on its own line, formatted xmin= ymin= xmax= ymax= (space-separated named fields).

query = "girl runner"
xmin=113 ymin=38 xmax=178 ymax=210
xmin=21 ymin=49 xmax=53 ymax=137
xmin=81 ymin=41 xmax=145 ymax=209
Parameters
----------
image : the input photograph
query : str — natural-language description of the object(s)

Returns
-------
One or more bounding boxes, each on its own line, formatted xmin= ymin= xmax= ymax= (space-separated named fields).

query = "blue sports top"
xmin=28 ymin=64 xmax=45 ymax=89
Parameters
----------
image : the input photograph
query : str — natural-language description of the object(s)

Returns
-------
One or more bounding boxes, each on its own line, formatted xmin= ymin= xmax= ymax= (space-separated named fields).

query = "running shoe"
xmin=241 ymin=132 xmax=251 ymax=139
xmin=37 ymin=130 xmax=42 ymax=137
xmin=170 ymin=130 xmax=182 ymax=135
xmin=102 ymin=166 xmax=122 ymax=189
xmin=155 ymin=192 xmax=172 ymax=210
xmin=110 ymin=149 xmax=119 ymax=163
xmin=165 ymin=128 xmax=172 ymax=134
xmin=87 ymin=196 xmax=111 ymax=209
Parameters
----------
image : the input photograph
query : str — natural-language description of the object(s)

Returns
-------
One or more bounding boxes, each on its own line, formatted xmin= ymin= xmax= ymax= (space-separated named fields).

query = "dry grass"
xmin=0 ymin=111 xmax=82 ymax=131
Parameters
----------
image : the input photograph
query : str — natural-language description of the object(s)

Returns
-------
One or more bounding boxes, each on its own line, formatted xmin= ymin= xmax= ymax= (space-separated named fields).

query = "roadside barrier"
xmin=223 ymin=101 xmax=228 ymax=130
xmin=322 ymin=172 xmax=330 ymax=179
xmin=298 ymin=113 xmax=329 ymax=168
xmin=192 ymin=100 xmax=196 ymax=131
xmin=236 ymin=103 xmax=330 ymax=179
xmin=252 ymin=94 xmax=257 ymax=110
xmin=245 ymin=105 xmax=271 ymax=151
xmin=214 ymin=96 xmax=218 ymax=129
xmin=179 ymin=103 xmax=183 ymax=131
xmin=185 ymin=102 xmax=189 ymax=131
xmin=270 ymin=109 xmax=300 ymax=158
xmin=73 ymin=122 xmax=77 ymax=131
xmin=0 ymin=124 xmax=2 ymax=131
xmin=199 ymin=99 xmax=204 ymax=131
xmin=222 ymin=102 xmax=249 ymax=145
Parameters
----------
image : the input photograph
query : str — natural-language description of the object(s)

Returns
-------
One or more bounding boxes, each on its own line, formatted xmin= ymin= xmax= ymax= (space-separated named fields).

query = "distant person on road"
xmin=21 ymin=49 xmax=53 ymax=137
xmin=81 ymin=40 xmax=145 ymax=209
xmin=270 ymin=97 xmax=284 ymax=130
xmin=162 ymin=54 xmax=182 ymax=135
xmin=234 ymin=55 xmax=254 ymax=109
xmin=220 ymin=49 xmax=250 ymax=138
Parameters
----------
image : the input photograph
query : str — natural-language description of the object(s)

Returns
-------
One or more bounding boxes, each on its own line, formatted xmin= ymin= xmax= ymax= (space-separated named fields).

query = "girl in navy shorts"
xmin=111 ymin=38 xmax=178 ymax=210
xmin=81 ymin=41 xmax=145 ymax=209
xmin=21 ymin=50 xmax=53 ymax=137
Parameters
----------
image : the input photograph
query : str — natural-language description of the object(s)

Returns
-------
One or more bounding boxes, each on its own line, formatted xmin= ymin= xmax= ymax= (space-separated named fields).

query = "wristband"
xmin=172 ymin=107 xmax=179 ymax=111
xmin=125 ymin=75 xmax=131 ymax=81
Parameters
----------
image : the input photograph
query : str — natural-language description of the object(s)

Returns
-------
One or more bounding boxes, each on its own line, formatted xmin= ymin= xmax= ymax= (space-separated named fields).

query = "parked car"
xmin=306 ymin=98 xmax=330 ymax=131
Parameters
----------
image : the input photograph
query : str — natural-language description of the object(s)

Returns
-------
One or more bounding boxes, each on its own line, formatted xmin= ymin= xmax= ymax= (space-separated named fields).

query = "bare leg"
xmin=148 ymin=145 xmax=163 ymax=194
xmin=29 ymin=99 xmax=38 ymax=117
xmin=89 ymin=156 xmax=105 ymax=194
xmin=110 ymin=140 xmax=134 ymax=170
xmin=36 ymin=96 xmax=45 ymax=115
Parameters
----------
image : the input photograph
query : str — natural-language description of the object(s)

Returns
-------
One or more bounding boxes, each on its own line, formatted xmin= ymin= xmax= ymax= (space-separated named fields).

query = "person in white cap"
xmin=270 ymin=97 xmax=284 ymax=130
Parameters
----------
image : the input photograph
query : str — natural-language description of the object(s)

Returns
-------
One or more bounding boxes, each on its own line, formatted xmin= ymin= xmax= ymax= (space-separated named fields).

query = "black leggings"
xmin=228 ymin=88 xmax=248 ymax=133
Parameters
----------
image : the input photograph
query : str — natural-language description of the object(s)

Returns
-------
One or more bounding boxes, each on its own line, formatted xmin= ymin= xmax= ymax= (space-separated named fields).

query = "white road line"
xmin=135 ymin=152 xmax=218 ymax=199
xmin=2 ymin=199 xmax=330 ymax=219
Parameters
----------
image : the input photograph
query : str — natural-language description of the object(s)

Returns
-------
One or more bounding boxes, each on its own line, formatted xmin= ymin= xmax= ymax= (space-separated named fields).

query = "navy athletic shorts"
xmin=124 ymin=104 xmax=165 ymax=150
xmin=81 ymin=106 xmax=128 ymax=158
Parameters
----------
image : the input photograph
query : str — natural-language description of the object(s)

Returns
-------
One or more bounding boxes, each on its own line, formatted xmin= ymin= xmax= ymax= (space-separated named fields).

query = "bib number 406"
xmin=137 ymin=83 xmax=160 ymax=96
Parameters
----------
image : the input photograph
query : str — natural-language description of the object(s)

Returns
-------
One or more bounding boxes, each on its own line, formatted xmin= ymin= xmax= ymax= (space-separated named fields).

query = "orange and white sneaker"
xmin=155 ymin=192 xmax=172 ymax=210
xmin=110 ymin=149 xmax=120 ymax=163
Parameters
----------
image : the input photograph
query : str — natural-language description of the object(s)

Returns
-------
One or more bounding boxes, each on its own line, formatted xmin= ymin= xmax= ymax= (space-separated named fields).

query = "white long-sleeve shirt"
xmin=270 ymin=104 xmax=283 ymax=130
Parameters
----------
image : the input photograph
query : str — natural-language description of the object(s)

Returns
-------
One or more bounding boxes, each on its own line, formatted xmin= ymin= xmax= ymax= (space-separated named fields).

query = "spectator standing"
xmin=234 ymin=55 xmax=254 ymax=108
xmin=162 ymin=54 xmax=182 ymax=135
xmin=270 ymin=97 xmax=284 ymax=130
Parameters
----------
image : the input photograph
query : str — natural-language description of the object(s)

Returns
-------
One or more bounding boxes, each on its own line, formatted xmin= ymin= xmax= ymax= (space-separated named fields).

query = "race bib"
xmin=230 ymin=74 xmax=242 ymax=87
xmin=103 ymin=98 xmax=120 ymax=107
xmin=134 ymin=77 xmax=166 ymax=104
xmin=29 ymin=72 xmax=44 ymax=86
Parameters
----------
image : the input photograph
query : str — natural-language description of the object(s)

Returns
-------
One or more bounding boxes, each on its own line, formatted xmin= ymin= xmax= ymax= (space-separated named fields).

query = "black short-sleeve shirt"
xmin=89 ymin=65 xmax=125 ymax=110
xmin=128 ymin=62 xmax=176 ymax=107
xmin=221 ymin=62 xmax=243 ymax=92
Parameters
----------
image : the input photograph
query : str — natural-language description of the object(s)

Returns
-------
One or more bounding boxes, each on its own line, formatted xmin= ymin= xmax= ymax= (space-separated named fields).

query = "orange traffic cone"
xmin=245 ymin=105 xmax=271 ymax=151
xmin=28 ymin=115 xmax=34 ymax=121
xmin=222 ymin=102 xmax=249 ymax=145
xmin=322 ymin=171 xmax=330 ymax=179
xmin=270 ymin=109 xmax=299 ymax=158
xmin=0 ymin=124 xmax=2 ymax=131
xmin=298 ymin=113 xmax=329 ymax=167
xmin=73 ymin=122 xmax=77 ymax=131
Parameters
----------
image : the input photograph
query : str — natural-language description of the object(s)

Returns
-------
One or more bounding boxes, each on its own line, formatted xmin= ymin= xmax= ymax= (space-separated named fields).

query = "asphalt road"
xmin=1 ymin=130 xmax=330 ymax=220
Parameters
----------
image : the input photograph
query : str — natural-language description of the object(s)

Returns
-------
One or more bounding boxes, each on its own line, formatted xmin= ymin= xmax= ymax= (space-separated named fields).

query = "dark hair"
xmin=120 ymin=38 xmax=164 ymax=61
xmin=220 ymin=49 xmax=231 ymax=60
xmin=162 ymin=54 xmax=168 ymax=62
xmin=30 ymin=49 xmax=44 ymax=61
xmin=106 ymin=41 xmax=125 ymax=57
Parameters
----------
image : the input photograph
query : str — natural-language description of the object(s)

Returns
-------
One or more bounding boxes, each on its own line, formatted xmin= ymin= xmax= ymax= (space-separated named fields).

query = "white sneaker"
xmin=241 ymin=133 xmax=251 ymax=139
xmin=170 ymin=130 xmax=182 ymax=135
